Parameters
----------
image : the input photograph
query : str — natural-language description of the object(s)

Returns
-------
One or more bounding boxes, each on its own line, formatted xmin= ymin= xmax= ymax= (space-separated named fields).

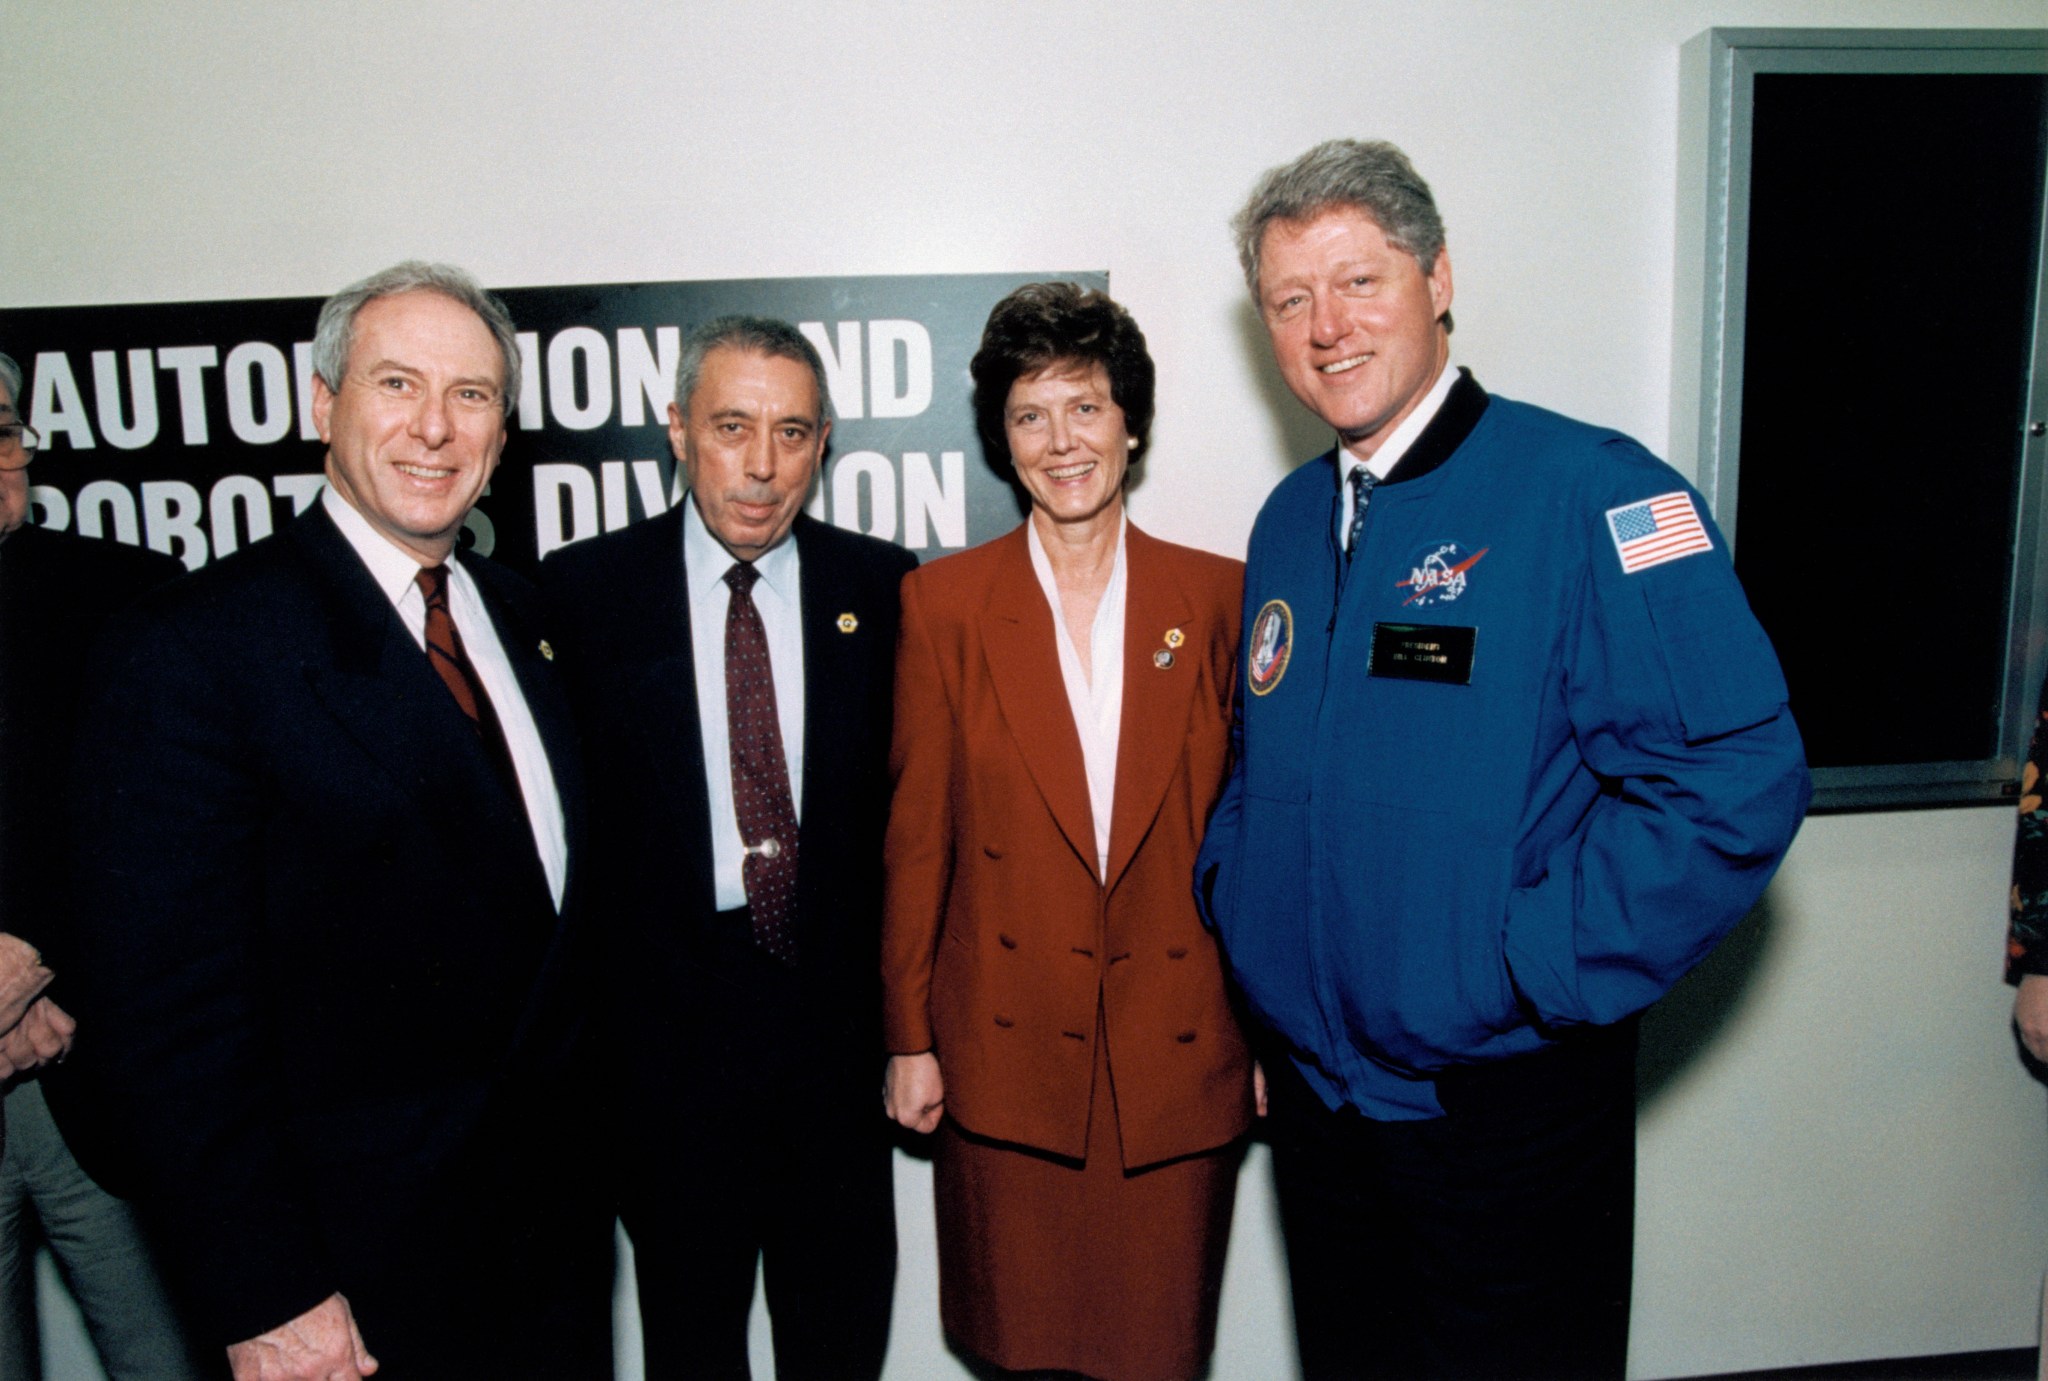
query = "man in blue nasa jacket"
xmin=1197 ymin=139 xmax=1810 ymax=1380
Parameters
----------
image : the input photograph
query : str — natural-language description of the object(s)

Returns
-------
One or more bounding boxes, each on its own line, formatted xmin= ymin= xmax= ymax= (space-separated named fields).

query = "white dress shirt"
xmin=682 ymin=496 xmax=806 ymax=912
xmin=1337 ymin=359 xmax=1459 ymax=548
xmin=320 ymin=485 xmax=569 ymax=911
xmin=1027 ymin=513 xmax=1127 ymax=880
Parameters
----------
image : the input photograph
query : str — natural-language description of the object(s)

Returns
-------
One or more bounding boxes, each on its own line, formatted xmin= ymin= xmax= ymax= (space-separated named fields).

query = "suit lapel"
xmin=288 ymin=509 xmax=545 ymax=905
xmin=471 ymin=559 xmax=585 ymax=904
xmin=979 ymin=528 xmax=1098 ymax=878
xmin=612 ymin=508 xmax=719 ymax=919
xmin=795 ymin=517 xmax=858 ymax=837
xmin=1104 ymin=526 xmax=1198 ymax=893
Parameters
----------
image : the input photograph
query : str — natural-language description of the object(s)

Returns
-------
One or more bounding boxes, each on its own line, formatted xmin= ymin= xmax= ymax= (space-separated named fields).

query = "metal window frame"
xmin=1674 ymin=26 xmax=2048 ymax=811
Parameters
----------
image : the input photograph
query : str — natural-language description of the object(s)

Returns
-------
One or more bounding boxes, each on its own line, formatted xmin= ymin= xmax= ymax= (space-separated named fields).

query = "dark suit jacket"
xmin=542 ymin=507 xmax=917 ymax=1111
xmin=0 ymin=524 xmax=182 ymax=951
xmin=66 ymin=506 xmax=604 ymax=1358
xmin=881 ymin=523 xmax=1254 ymax=1168
xmin=0 ymin=524 xmax=183 ymax=1182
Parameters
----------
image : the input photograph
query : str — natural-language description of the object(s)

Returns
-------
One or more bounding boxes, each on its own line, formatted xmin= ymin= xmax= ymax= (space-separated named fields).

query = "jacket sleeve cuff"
xmin=882 ymin=1010 xmax=934 ymax=1055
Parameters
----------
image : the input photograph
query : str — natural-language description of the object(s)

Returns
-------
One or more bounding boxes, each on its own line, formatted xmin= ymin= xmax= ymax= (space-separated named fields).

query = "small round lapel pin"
xmin=538 ymin=639 xmax=555 ymax=662
xmin=1165 ymin=627 xmax=1186 ymax=649
xmin=1153 ymin=649 xmax=1175 ymax=669
xmin=837 ymin=612 xmax=859 ymax=633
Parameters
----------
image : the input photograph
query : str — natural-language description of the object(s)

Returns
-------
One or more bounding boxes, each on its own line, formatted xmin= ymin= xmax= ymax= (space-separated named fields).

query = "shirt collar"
xmin=682 ymin=493 xmax=801 ymax=605
xmin=1340 ymin=358 xmax=1458 ymax=485
xmin=322 ymin=483 xmax=437 ymax=606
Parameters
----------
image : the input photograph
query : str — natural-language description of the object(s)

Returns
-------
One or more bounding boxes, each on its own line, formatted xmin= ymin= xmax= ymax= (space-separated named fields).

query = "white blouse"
xmin=1025 ymin=514 xmax=1128 ymax=879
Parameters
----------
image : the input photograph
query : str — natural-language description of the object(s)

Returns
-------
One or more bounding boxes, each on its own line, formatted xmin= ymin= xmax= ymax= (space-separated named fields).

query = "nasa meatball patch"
xmin=1395 ymin=540 xmax=1489 ymax=607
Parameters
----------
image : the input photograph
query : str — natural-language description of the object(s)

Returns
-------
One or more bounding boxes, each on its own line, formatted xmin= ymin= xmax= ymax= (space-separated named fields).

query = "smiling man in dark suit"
xmin=67 ymin=263 xmax=613 ymax=1380
xmin=545 ymin=316 xmax=914 ymax=1381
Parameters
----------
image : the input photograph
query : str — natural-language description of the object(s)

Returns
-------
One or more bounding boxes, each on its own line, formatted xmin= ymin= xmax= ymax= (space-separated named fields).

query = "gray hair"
xmin=673 ymin=316 xmax=833 ymax=428
xmin=311 ymin=261 xmax=521 ymax=415
xmin=0 ymin=351 xmax=20 ymax=409
xmin=1232 ymin=139 xmax=1450 ymax=316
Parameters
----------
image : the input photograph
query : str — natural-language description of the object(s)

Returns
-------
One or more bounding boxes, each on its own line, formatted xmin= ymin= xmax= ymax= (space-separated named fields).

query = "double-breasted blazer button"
xmin=993 ymin=1014 xmax=1015 ymax=1028
xmin=1175 ymin=1030 xmax=1199 ymax=1044
xmin=999 ymin=933 xmax=1018 ymax=950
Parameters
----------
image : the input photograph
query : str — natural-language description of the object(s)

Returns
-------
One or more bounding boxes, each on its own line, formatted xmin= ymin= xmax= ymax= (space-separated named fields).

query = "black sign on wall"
xmin=0 ymin=271 xmax=1105 ymax=576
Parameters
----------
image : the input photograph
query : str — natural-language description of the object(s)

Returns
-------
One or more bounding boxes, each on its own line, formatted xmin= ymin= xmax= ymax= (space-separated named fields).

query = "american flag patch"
xmin=1605 ymin=491 xmax=1712 ymax=574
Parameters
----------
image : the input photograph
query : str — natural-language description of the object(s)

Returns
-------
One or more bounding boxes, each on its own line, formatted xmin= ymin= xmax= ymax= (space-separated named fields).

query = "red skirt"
xmin=933 ymin=1009 xmax=1241 ymax=1381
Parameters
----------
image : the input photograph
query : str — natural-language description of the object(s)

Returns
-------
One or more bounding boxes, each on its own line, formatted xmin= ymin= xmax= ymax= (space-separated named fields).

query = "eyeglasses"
xmin=0 ymin=423 xmax=40 ymax=471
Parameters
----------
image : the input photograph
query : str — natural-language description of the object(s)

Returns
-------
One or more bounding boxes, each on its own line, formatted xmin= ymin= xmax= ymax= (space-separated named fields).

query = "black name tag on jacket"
xmin=1368 ymin=623 xmax=1475 ymax=685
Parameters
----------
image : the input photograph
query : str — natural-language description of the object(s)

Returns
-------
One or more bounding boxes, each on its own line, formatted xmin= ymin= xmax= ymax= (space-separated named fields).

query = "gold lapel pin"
xmin=1153 ymin=649 xmax=1175 ymax=670
xmin=1165 ymin=627 xmax=1185 ymax=649
xmin=837 ymin=612 xmax=859 ymax=633
xmin=538 ymin=639 xmax=555 ymax=662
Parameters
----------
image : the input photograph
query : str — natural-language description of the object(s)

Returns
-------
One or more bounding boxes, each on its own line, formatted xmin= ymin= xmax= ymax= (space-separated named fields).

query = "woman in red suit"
xmin=883 ymin=282 xmax=1255 ymax=1381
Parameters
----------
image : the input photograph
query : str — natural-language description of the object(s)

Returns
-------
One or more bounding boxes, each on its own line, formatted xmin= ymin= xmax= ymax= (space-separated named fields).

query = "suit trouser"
xmin=1263 ymin=1022 xmax=1637 ymax=1381
xmin=0 ymin=1079 xmax=206 ymax=1381
xmin=619 ymin=915 xmax=896 ymax=1381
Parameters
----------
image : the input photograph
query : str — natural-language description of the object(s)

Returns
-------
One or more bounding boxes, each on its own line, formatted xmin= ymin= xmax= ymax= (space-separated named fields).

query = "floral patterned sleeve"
xmin=2009 ymin=671 xmax=2048 ymax=982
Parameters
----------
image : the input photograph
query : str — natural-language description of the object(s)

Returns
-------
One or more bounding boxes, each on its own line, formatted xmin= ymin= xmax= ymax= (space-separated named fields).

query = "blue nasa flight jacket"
xmin=1196 ymin=373 xmax=1810 ymax=1120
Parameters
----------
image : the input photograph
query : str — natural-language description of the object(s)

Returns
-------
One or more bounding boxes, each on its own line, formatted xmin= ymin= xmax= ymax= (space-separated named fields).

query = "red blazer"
xmin=883 ymin=521 xmax=1253 ymax=1169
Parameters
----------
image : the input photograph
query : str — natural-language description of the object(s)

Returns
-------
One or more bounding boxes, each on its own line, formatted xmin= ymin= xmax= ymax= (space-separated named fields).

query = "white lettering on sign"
xmin=225 ymin=343 xmax=293 ymax=445
xmin=799 ymin=320 xmax=934 ymax=421
xmin=867 ymin=320 xmax=932 ymax=419
xmin=618 ymin=327 xmax=680 ymax=428
xmin=801 ymin=321 xmax=865 ymax=421
xmin=547 ymin=327 xmax=613 ymax=431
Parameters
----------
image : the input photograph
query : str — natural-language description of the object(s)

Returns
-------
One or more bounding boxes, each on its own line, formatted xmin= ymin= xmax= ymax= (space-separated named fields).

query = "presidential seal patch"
xmin=1248 ymin=599 xmax=1293 ymax=696
xmin=1396 ymin=541 xmax=1489 ymax=607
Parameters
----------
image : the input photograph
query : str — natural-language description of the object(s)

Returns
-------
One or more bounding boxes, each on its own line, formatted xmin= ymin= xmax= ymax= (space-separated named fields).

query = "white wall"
xmin=10 ymin=2 xmax=2045 ymax=1377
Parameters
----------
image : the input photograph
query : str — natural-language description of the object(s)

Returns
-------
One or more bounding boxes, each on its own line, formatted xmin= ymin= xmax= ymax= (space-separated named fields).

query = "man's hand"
xmin=0 ymin=998 xmax=75 ymax=1082
xmin=226 ymin=1293 xmax=377 ymax=1381
xmin=2016 ymin=975 xmax=2048 ymax=1064
xmin=884 ymin=1052 xmax=945 ymax=1134
xmin=0 ymin=933 xmax=54 ymax=1034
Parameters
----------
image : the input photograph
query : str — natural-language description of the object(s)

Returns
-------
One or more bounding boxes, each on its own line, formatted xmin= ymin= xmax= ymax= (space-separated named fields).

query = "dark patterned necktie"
xmin=416 ymin=564 xmax=517 ymax=788
xmin=417 ymin=564 xmax=488 ymax=726
xmin=724 ymin=562 xmax=801 ymax=964
xmin=1346 ymin=467 xmax=1381 ymax=559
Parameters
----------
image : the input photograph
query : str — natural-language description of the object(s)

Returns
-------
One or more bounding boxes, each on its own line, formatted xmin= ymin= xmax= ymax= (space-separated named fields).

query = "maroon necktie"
xmin=416 ymin=565 xmax=487 ymax=726
xmin=724 ymin=562 xmax=800 ymax=963
xmin=415 ymin=564 xmax=520 ymax=796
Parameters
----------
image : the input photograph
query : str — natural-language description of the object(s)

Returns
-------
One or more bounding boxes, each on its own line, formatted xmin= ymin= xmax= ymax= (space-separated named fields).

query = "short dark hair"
xmin=673 ymin=315 xmax=833 ymax=427
xmin=969 ymin=283 xmax=1156 ymax=469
